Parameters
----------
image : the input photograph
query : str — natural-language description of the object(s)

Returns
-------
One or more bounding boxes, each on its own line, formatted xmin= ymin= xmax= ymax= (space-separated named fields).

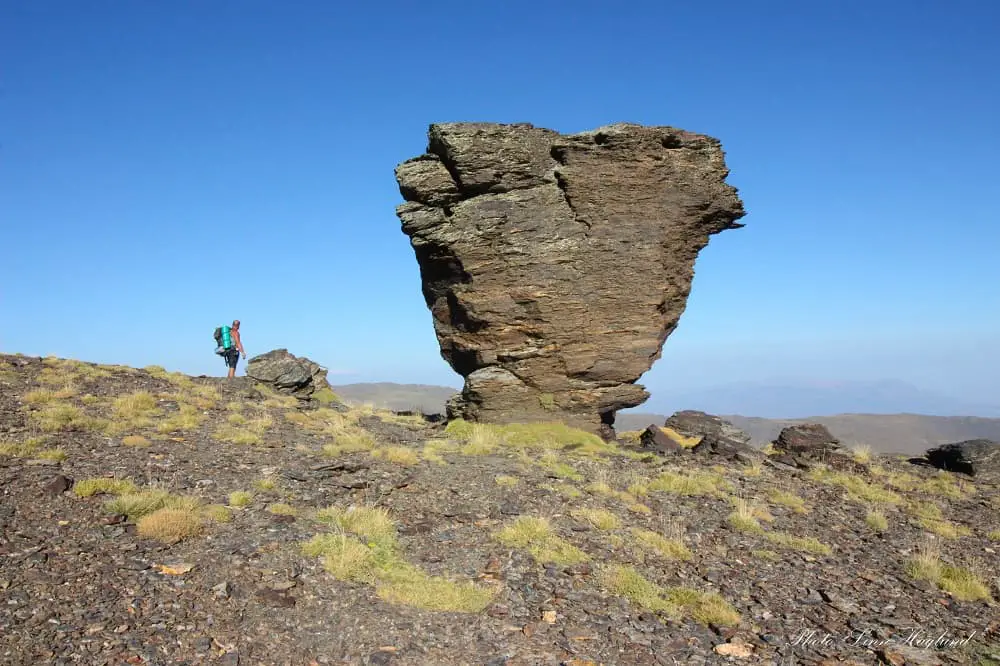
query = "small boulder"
xmin=663 ymin=410 xmax=758 ymax=461
xmin=924 ymin=439 xmax=999 ymax=481
xmin=42 ymin=474 xmax=73 ymax=496
xmin=639 ymin=425 xmax=682 ymax=455
xmin=691 ymin=434 xmax=759 ymax=464
xmin=246 ymin=349 xmax=330 ymax=399
xmin=773 ymin=423 xmax=839 ymax=458
xmin=663 ymin=410 xmax=751 ymax=447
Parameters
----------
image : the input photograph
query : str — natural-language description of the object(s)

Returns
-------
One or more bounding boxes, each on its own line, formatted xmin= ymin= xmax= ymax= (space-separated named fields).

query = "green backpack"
xmin=213 ymin=325 xmax=232 ymax=354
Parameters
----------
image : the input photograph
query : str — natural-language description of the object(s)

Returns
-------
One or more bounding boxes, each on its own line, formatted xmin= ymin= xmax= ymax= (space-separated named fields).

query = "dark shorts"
xmin=223 ymin=348 xmax=240 ymax=368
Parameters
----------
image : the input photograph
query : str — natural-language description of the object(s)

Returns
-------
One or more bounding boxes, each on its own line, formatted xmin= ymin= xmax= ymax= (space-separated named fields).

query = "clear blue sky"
xmin=2 ymin=1 xmax=998 ymax=413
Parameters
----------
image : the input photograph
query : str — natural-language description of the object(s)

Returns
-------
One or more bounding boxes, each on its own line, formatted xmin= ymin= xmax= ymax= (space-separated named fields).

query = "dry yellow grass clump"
xmin=571 ymin=508 xmax=620 ymax=531
xmin=371 ymin=446 xmax=420 ymax=466
xmin=538 ymin=451 xmax=583 ymax=481
xmin=494 ymin=475 xmax=519 ymax=488
xmin=137 ymin=508 xmax=203 ymax=543
xmin=112 ymin=391 xmax=158 ymax=418
xmin=850 ymin=443 xmax=874 ymax=463
xmin=727 ymin=497 xmax=765 ymax=534
xmin=212 ymin=424 xmax=264 ymax=446
xmin=24 ymin=387 xmax=77 ymax=405
xmin=266 ymin=503 xmax=298 ymax=516
xmin=866 ymin=506 xmax=889 ymax=532
xmin=102 ymin=487 xmax=228 ymax=542
xmin=629 ymin=527 xmax=692 ymax=561
xmin=905 ymin=500 xmax=972 ymax=539
xmin=546 ymin=482 xmax=583 ymax=499
xmin=420 ymin=438 xmax=457 ymax=464
xmin=323 ymin=430 xmax=376 ymax=457
xmin=808 ymin=467 xmax=903 ymax=505
xmin=767 ymin=488 xmax=808 ymax=514
xmin=202 ymin=504 xmax=233 ymax=523
xmin=658 ymin=426 xmax=702 ymax=449
xmin=764 ymin=532 xmax=832 ymax=555
xmin=444 ymin=418 xmax=620 ymax=458
xmin=459 ymin=423 xmax=501 ymax=455
xmin=648 ymin=468 xmax=730 ymax=496
xmin=253 ymin=477 xmax=279 ymax=492
xmin=28 ymin=402 xmax=106 ymax=433
xmin=228 ymin=491 xmax=253 ymax=507
xmin=157 ymin=404 xmax=204 ymax=433
xmin=724 ymin=496 xmax=831 ymax=555
xmin=0 ymin=436 xmax=64 ymax=461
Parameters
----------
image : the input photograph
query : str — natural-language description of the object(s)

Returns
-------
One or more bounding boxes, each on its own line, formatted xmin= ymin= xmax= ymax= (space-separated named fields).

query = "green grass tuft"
xmin=494 ymin=516 xmax=589 ymax=566
xmin=598 ymin=564 xmax=679 ymax=616
xmin=29 ymin=403 xmax=106 ymax=433
xmin=495 ymin=475 xmax=519 ymax=488
xmin=648 ymin=469 xmax=730 ymax=496
xmin=809 ymin=468 xmax=903 ymax=505
xmin=156 ymin=404 xmax=203 ymax=433
xmin=105 ymin=489 xmax=202 ymax=520
xmin=767 ymin=489 xmax=808 ymax=514
xmin=73 ymin=478 xmax=139 ymax=497
xmin=302 ymin=505 xmax=496 ymax=612
xmin=322 ymin=432 xmax=376 ymax=456
xmin=866 ymin=508 xmax=889 ymax=532
xmin=538 ymin=452 xmax=583 ymax=481
xmin=212 ymin=424 xmax=261 ymax=445
xmin=765 ymin=532 xmax=832 ymax=555
xmin=371 ymin=446 xmax=420 ymax=466
xmin=228 ymin=491 xmax=253 ymax=507
xmin=312 ymin=388 xmax=341 ymax=405
xmin=571 ymin=508 xmax=620 ymax=530
xmin=630 ymin=528 xmax=692 ymax=561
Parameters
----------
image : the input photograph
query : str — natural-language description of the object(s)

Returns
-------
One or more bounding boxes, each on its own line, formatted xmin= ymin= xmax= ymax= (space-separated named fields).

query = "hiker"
xmin=216 ymin=320 xmax=246 ymax=378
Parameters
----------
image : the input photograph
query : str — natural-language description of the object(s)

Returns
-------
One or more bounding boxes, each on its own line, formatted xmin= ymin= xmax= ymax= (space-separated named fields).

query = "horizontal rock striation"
xmin=394 ymin=122 xmax=746 ymax=436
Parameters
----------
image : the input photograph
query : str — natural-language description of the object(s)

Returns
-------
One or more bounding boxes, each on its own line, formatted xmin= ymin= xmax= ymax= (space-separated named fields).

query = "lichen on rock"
xmin=394 ymin=122 xmax=746 ymax=436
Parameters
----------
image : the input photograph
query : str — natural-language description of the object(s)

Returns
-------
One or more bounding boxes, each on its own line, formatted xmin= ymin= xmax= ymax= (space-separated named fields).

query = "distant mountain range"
xmin=614 ymin=412 xmax=1000 ymax=455
xmin=642 ymin=379 xmax=1000 ymax=420
xmin=330 ymin=381 xmax=1000 ymax=455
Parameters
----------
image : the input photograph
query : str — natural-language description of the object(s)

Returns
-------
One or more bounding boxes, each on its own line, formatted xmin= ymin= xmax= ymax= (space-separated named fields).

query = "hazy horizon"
xmin=3 ymin=1 xmax=997 ymax=414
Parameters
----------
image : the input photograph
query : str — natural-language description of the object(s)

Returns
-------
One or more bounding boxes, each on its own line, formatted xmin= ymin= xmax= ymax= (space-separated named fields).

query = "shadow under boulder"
xmin=923 ymin=439 xmax=999 ymax=481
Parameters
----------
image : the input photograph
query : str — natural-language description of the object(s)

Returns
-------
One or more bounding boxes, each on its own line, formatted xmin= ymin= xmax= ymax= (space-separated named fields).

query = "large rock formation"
xmin=394 ymin=122 xmax=746 ymax=436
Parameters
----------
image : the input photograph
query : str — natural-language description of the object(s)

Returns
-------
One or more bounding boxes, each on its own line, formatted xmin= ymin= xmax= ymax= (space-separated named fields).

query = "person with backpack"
xmin=214 ymin=320 xmax=246 ymax=378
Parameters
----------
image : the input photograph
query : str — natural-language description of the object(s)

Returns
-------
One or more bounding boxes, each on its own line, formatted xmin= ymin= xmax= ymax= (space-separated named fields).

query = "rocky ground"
xmin=1 ymin=353 xmax=998 ymax=666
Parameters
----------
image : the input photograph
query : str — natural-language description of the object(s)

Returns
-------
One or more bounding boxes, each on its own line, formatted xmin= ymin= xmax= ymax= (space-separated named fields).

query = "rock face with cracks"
xmin=394 ymin=122 xmax=746 ymax=436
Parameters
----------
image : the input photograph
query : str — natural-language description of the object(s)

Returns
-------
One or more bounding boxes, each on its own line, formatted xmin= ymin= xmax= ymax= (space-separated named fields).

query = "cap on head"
xmin=232 ymin=320 xmax=240 ymax=328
